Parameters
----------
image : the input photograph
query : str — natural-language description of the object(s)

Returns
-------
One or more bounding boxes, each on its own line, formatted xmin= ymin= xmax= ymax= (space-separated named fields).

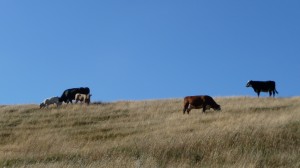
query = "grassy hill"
xmin=0 ymin=97 xmax=299 ymax=167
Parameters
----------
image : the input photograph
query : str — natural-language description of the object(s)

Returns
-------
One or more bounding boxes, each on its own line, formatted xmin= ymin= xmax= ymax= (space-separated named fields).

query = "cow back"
xmin=184 ymin=96 xmax=204 ymax=107
xmin=250 ymin=81 xmax=276 ymax=91
xmin=185 ymin=95 xmax=219 ymax=108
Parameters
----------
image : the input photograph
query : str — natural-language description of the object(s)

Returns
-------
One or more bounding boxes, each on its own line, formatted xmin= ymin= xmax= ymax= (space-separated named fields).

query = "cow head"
xmin=40 ymin=103 xmax=46 ymax=109
xmin=246 ymin=80 xmax=252 ymax=87
xmin=214 ymin=104 xmax=221 ymax=111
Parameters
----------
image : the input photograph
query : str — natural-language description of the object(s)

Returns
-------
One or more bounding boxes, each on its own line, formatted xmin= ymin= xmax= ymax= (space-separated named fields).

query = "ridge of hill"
xmin=0 ymin=97 xmax=299 ymax=167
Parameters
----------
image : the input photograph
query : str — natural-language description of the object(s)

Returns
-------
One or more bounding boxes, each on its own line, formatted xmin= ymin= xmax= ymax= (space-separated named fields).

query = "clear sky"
xmin=1 ymin=0 xmax=300 ymax=104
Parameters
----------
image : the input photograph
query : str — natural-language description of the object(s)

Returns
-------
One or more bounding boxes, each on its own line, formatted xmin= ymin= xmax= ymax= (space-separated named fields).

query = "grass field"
xmin=0 ymin=97 xmax=299 ymax=167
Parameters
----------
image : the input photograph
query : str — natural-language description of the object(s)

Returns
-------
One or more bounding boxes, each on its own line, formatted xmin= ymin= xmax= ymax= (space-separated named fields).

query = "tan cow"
xmin=75 ymin=93 xmax=92 ymax=105
xmin=183 ymin=95 xmax=221 ymax=114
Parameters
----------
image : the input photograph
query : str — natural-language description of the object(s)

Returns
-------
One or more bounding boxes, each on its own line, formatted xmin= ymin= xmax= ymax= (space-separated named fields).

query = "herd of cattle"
xmin=40 ymin=87 xmax=91 ymax=108
xmin=40 ymin=80 xmax=279 ymax=114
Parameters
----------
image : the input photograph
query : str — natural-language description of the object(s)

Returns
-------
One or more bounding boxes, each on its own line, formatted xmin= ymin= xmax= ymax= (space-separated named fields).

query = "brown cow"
xmin=183 ymin=95 xmax=221 ymax=114
xmin=75 ymin=93 xmax=92 ymax=105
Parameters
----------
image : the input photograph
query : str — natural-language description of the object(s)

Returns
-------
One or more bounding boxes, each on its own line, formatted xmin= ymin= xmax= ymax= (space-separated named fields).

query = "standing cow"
xmin=75 ymin=93 xmax=92 ymax=104
xmin=59 ymin=87 xmax=90 ymax=104
xmin=183 ymin=95 xmax=221 ymax=114
xmin=246 ymin=80 xmax=278 ymax=97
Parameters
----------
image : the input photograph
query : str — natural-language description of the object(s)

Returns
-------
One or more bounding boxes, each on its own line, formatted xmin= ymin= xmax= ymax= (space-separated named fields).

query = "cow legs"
xmin=202 ymin=104 xmax=206 ymax=113
xmin=183 ymin=102 xmax=189 ymax=114
xmin=257 ymin=91 xmax=260 ymax=97
xmin=186 ymin=104 xmax=193 ymax=114
xmin=267 ymin=90 xmax=277 ymax=97
xmin=183 ymin=101 xmax=191 ymax=114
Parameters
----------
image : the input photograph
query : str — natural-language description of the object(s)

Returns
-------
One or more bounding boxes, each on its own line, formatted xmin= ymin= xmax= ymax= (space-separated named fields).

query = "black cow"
xmin=246 ymin=80 xmax=278 ymax=97
xmin=59 ymin=87 xmax=90 ymax=103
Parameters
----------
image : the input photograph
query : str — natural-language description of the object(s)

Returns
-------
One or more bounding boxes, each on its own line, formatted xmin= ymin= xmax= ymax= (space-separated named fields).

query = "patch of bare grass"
xmin=0 ymin=97 xmax=299 ymax=167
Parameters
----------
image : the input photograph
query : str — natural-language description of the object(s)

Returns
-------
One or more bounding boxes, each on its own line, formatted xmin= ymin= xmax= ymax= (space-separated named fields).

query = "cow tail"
xmin=275 ymin=89 xmax=279 ymax=94
xmin=183 ymin=99 xmax=189 ymax=114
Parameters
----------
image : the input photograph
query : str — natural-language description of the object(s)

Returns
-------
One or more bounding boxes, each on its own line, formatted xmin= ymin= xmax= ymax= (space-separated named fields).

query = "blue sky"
xmin=1 ymin=0 xmax=300 ymax=104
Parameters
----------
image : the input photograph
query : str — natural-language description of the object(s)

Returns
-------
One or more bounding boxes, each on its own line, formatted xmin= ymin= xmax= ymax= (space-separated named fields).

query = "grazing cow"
xmin=59 ymin=87 xmax=90 ymax=104
xmin=75 ymin=93 xmax=92 ymax=104
xmin=40 ymin=97 xmax=62 ymax=108
xmin=246 ymin=80 xmax=278 ymax=97
xmin=183 ymin=95 xmax=221 ymax=114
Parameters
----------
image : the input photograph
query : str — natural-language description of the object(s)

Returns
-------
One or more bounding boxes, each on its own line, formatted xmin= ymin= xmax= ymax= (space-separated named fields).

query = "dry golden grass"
xmin=0 ymin=97 xmax=299 ymax=167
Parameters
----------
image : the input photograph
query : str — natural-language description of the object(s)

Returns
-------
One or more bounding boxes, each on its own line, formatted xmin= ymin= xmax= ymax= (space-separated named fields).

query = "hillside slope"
xmin=0 ymin=97 xmax=299 ymax=167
